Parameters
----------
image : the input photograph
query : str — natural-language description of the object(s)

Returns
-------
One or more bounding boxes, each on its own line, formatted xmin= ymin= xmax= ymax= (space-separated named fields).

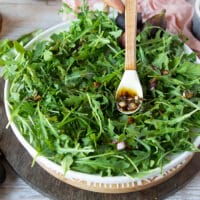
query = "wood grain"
xmin=0 ymin=0 xmax=200 ymax=199
xmin=125 ymin=0 xmax=137 ymax=70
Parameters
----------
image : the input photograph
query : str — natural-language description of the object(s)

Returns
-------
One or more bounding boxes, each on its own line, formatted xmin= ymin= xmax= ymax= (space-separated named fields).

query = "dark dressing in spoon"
xmin=116 ymin=87 xmax=142 ymax=112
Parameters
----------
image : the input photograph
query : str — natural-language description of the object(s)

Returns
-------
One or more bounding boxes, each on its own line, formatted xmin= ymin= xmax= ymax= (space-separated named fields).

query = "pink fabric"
xmin=62 ymin=0 xmax=200 ymax=55
xmin=138 ymin=0 xmax=200 ymax=56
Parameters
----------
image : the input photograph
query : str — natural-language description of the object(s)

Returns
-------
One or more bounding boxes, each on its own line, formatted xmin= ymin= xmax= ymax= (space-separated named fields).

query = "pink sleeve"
xmin=138 ymin=0 xmax=200 ymax=55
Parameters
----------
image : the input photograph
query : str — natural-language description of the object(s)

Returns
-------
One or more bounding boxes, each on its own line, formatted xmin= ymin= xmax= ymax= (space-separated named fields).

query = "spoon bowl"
xmin=115 ymin=0 xmax=143 ymax=114
xmin=116 ymin=70 xmax=143 ymax=114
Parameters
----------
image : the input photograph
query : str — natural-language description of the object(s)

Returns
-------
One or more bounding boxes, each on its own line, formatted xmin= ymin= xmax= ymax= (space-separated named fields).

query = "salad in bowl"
xmin=1 ymin=2 xmax=200 ymax=193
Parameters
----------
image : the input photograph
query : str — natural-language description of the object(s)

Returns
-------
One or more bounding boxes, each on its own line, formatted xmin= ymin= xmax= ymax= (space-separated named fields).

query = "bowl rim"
xmin=3 ymin=22 xmax=200 ymax=186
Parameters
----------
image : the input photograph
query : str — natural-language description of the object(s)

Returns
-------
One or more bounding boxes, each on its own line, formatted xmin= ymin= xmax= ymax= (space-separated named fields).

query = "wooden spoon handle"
xmin=125 ymin=0 xmax=137 ymax=70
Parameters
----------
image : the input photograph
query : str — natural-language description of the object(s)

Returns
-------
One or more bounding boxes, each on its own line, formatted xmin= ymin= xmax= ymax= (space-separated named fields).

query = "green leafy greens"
xmin=1 ymin=6 xmax=200 ymax=177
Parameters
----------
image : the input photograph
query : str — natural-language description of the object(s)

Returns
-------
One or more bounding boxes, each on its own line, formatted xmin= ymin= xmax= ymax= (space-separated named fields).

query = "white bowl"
xmin=4 ymin=22 xmax=200 ymax=193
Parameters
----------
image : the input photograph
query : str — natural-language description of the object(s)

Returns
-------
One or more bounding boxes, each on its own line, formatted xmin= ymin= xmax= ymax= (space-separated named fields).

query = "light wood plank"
xmin=0 ymin=160 xmax=49 ymax=200
xmin=166 ymin=171 xmax=200 ymax=200
xmin=0 ymin=3 xmax=62 ymax=39
xmin=0 ymin=0 xmax=47 ymax=5
xmin=0 ymin=0 xmax=59 ymax=6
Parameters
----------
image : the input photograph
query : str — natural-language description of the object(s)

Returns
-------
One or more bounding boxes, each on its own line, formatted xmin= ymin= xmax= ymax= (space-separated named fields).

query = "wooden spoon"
xmin=115 ymin=0 xmax=143 ymax=114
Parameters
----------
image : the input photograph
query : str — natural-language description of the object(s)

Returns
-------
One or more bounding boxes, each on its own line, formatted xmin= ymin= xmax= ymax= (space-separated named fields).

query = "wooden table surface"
xmin=0 ymin=0 xmax=200 ymax=199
